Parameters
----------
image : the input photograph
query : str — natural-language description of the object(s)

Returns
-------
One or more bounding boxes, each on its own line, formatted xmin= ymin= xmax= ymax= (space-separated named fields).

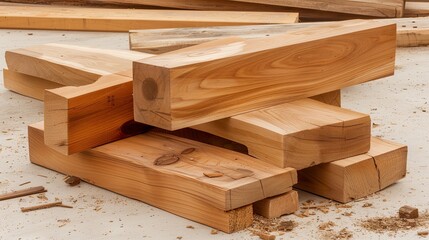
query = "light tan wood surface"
xmin=253 ymin=190 xmax=299 ymax=219
xmin=30 ymin=122 xmax=297 ymax=211
xmin=227 ymin=0 xmax=404 ymax=17
xmin=296 ymin=137 xmax=407 ymax=203
xmin=405 ymin=2 xmax=429 ymax=17
xmin=130 ymin=17 xmax=429 ymax=53
xmin=133 ymin=20 xmax=396 ymax=130
xmin=0 ymin=3 xmax=298 ymax=31
xmin=194 ymin=98 xmax=370 ymax=169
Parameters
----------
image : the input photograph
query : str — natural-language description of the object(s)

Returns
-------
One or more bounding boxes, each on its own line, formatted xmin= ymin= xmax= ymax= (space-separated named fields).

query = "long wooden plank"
xmin=29 ymin=122 xmax=253 ymax=232
xmin=29 ymin=122 xmax=297 ymax=211
xmin=404 ymin=2 xmax=429 ymax=17
xmin=133 ymin=20 xmax=396 ymax=130
xmin=296 ymin=137 xmax=407 ymax=203
xmin=130 ymin=17 xmax=429 ymax=53
xmin=3 ymin=68 xmax=63 ymax=101
xmin=6 ymin=44 xmax=153 ymax=86
xmin=194 ymin=98 xmax=370 ymax=169
xmin=0 ymin=3 xmax=298 ymax=32
xmin=228 ymin=0 xmax=404 ymax=17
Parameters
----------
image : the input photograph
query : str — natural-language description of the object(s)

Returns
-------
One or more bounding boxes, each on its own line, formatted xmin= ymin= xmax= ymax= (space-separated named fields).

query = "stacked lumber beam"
xmin=3 ymin=19 xmax=409 ymax=232
xmin=130 ymin=17 xmax=429 ymax=53
xmin=0 ymin=3 xmax=298 ymax=31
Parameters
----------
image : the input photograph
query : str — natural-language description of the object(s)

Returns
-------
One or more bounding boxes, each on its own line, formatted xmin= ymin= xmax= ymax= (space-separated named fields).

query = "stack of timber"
xmin=0 ymin=0 xmax=407 ymax=21
xmin=130 ymin=17 xmax=429 ymax=53
xmin=3 ymin=20 xmax=408 ymax=232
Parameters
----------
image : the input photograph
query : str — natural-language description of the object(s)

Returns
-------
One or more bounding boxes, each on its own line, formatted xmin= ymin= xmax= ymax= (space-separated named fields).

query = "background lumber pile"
xmin=1 ymin=0 xmax=417 ymax=234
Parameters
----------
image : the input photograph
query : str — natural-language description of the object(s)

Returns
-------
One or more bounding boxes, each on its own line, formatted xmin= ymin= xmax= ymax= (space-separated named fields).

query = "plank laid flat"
xmin=30 ymin=124 xmax=252 ymax=232
xmin=0 ymin=3 xmax=298 ymax=32
xmin=3 ymin=69 xmax=63 ymax=101
xmin=6 ymin=44 xmax=153 ymax=86
xmin=296 ymin=137 xmax=407 ymax=203
xmin=228 ymin=0 xmax=404 ymax=17
xmin=194 ymin=98 xmax=370 ymax=169
xmin=404 ymin=2 xmax=429 ymax=17
xmin=253 ymin=190 xmax=299 ymax=219
xmin=29 ymin=122 xmax=296 ymax=227
xmin=133 ymin=20 xmax=397 ymax=130
xmin=130 ymin=17 xmax=429 ymax=53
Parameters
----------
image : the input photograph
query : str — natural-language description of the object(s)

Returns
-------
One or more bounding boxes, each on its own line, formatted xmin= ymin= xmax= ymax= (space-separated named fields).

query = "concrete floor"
xmin=0 ymin=29 xmax=428 ymax=240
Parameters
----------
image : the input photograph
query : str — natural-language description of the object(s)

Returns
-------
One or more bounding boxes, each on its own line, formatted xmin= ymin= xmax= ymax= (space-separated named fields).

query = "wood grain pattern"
xmin=194 ymin=98 xmax=370 ymax=169
xmin=130 ymin=17 xmax=429 ymax=53
xmin=3 ymin=68 xmax=63 ymax=101
xmin=0 ymin=3 xmax=298 ymax=32
xmin=228 ymin=0 xmax=405 ymax=17
xmin=404 ymin=2 xmax=429 ymax=17
xmin=29 ymin=123 xmax=253 ymax=232
xmin=133 ymin=20 xmax=397 ymax=130
xmin=253 ymin=190 xmax=299 ymax=219
xmin=296 ymin=137 xmax=407 ymax=203
xmin=6 ymin=44 xmax=151 ymax=86
xmin=29 ymin=122 xmax=297 ymax=214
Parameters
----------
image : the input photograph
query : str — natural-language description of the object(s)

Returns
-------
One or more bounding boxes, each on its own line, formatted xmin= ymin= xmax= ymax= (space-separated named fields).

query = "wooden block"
xmin=0 ymin=3 xmax=298 ymax=32
xmin=29 ymin=122 xmax=297 ymax=211
xmin=194 ymin=98 xmax=370 ymax=169
xmin=399 ymin=205 xmax=419 ymax=219
xmin=310 ymin=90 xmax=341 ymax=107
xmin=3 ymin=69 xmax=63 ymax=101
xmin=130 ymin=17 xmax=429 ymax=53
xmin=228 ymin=0 xmax=404 ymax=17
xmin=296 ymin=137 xmax=408 ymax=203
xmin=5 ymin=44 xmax=152 ymax=86
xmin=404 ymin=2 xmax=429 ymax=17
xmin=253 ymin=190 xmax=299 ymax=219
xmin=133 ymin=20 xmax=396 ymax=130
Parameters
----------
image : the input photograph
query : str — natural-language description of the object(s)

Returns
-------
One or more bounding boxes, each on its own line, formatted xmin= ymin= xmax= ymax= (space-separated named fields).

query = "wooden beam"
xmin=30 ymin=122 xmax=297 ymax=211
xmin=130 ymin=17 xmax=429 ymax=53
xmin=133 ymin=20 xmax=396 ymax=130
xmin=5 ymin=44 xmax=152 ymax=86
xmin=28 ymin=123 xmax=298 ymax=232
xmin=404 ymin=2 xmax=429 ymax=17
xmin=3 ymin=68 xmax=63 ymax=101
xmin=253 ymin=190 xmax=299 ymax=219
xmin=228 ymin=0 xmax=404 ymax=17
xmin=296 ymin=137 xmax=407 ymax=203
xmin=0 ymin=3 xmax=298 ymax=32
xmin=194 ymin=98 xmax=370 ymax=169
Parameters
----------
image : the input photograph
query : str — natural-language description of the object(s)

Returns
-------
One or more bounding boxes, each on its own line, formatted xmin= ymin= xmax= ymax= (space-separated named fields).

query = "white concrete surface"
xmin=0 ymin=29 xmax=428 ymax=240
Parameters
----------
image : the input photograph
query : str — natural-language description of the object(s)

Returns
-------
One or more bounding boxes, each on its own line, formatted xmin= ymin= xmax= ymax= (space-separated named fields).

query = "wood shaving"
xmin=248 ymin=215 xmax=297 ymax=239
xmin=57 ymin=218 xmax=70 ymax=228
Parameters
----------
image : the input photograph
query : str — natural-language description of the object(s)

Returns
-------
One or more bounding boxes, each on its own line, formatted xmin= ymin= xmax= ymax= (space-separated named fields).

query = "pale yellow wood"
xmin=253 ymin=190 xmax=299 ymax=219
xmin=3 ymin=68 xmax=63 ymax=101
xmin=28 ymin=122 xmax=253 ymax=232
xmin=194 ymin=98 xmax=370 ymax=169
xmin=6 ymin=43 xmax=151 ymax=86
xmin=0 ymin=3 xmax=298 ymax=32
xmin=228 ymin=0 xmax=404 ymax=17
xmin=405 ymin=2 xmax=429 ymax=17
xmin=296 ymin=137 xmax=407 ymax=203
xmin=29 ymin=122 xmax=297 ymax=212
xmin=130 ymin=17 xmax=429 ymax=53
xmin=133 ymin=20 xmax=396 ymax=130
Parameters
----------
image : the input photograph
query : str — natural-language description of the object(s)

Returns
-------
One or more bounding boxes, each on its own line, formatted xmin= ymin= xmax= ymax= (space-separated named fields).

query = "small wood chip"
xmin=210 ymin=229 xmax=218 ymax=235
xmin=64 ymin=176 xmax=81 ymax=186
xmin=181 ymin=148 xmax=195 ymax=155
xmin=186 ymin=225 xmax=194 ymax=229
xmin=21 ymin=201 xmax=66 ymax=212
xmin=418 ymin=231 xmax=429 ymax=237
xmin=203 ymin=172 xmax=224 ymax=178
xmin=254 ymin=231 xmax=275 ymax=240
xmin=229 ymin=168 xmax=254 ymax=180
xmin=154 ymin=154 xmax=180 ymax=166
xmin=19 ymin=181 xmax=31 ymax=186
xmin=362 ymin=203 xmax=373 ymax=208
xmin=399 ymin=205 xmax=419 ymax=219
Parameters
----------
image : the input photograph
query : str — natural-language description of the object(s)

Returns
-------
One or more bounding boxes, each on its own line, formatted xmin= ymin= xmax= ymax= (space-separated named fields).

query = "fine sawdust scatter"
xmin=248 ymin=215 xmax=297 ymax=239
xmin=322 ymin=228 xmax=353 ymax=240
xmin=57 ymin=218 xmax=70 ymax=228
xmin=361 ymin=212 xmax=429 ymax=233
xmin=37 ymin=193 xmax=48 ymax=201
